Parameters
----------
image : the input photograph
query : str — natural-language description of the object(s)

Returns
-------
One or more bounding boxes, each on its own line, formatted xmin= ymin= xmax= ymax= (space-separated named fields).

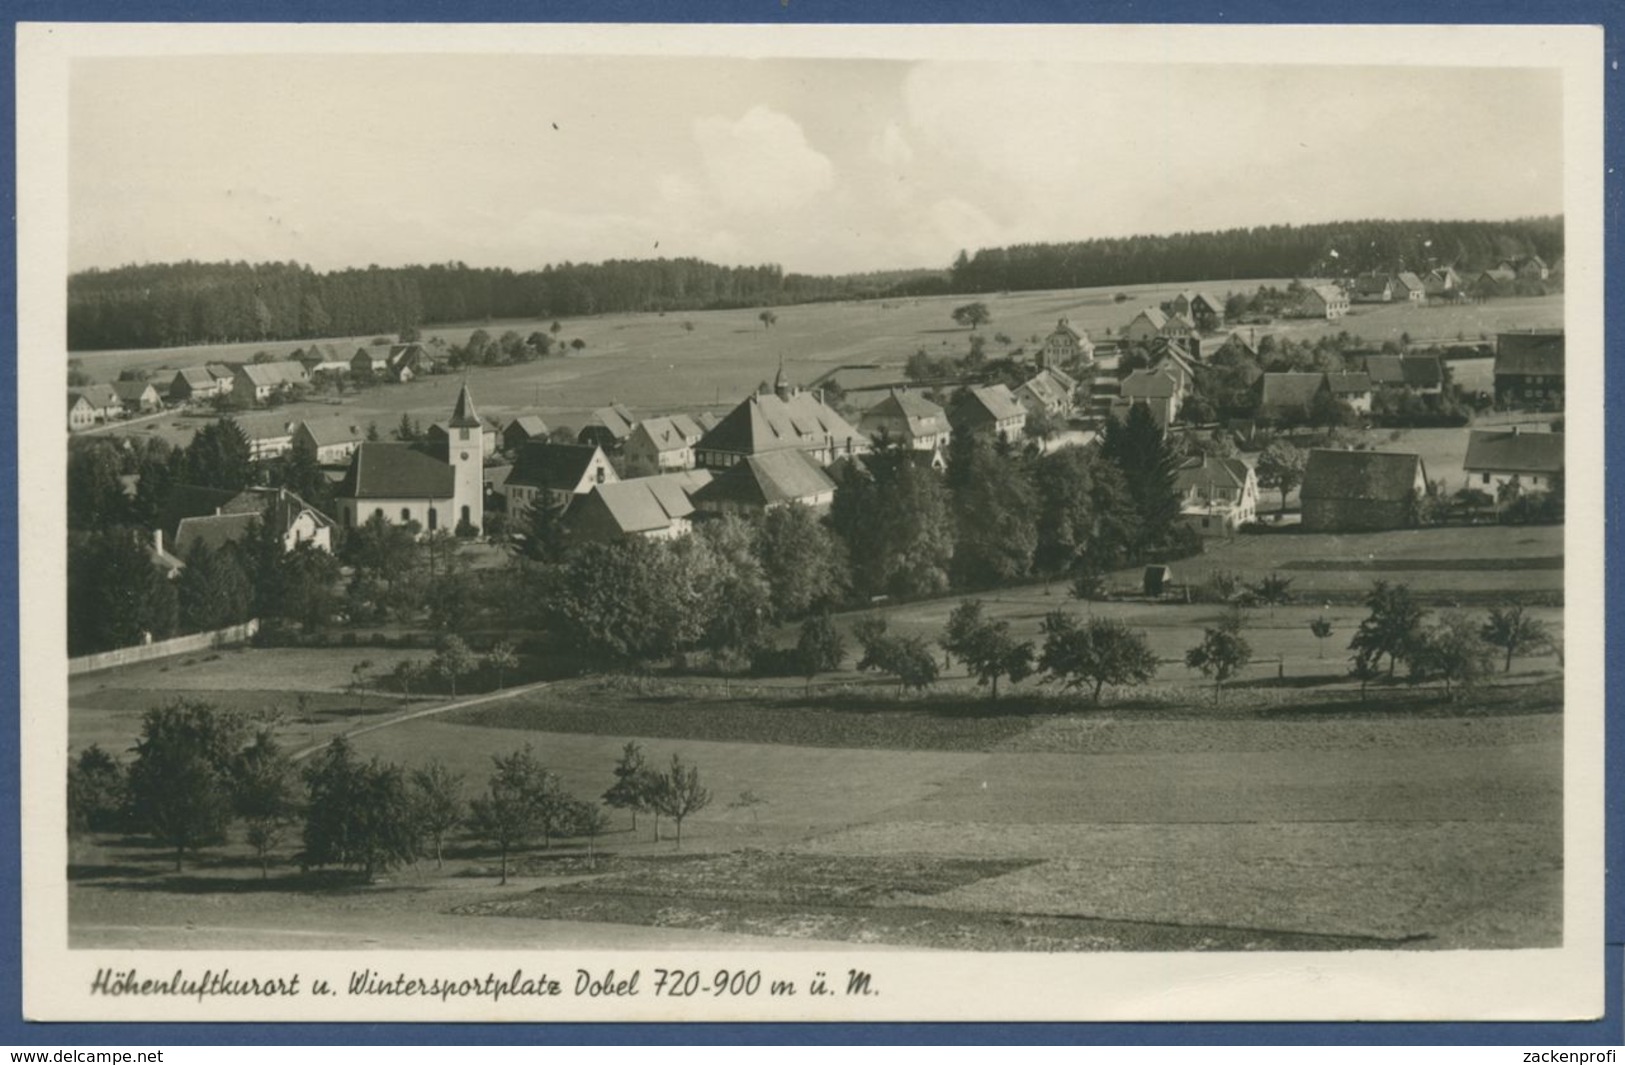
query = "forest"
xmin=66 ymin=216 xmax=1561 ymax=351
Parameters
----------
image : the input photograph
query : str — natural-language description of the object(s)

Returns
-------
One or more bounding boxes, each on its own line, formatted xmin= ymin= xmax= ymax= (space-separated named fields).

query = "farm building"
xmin=1174 ymin=455 xmax=1258 ymax=537
xmin=351 ymin=348 xmax=390 ymax=375
xmin=233 ymin=415 xmax=296 ymax=462
xmin=67 ymin=392 xmax=96 ymax=431
xmin=1363 ymin=354 xmax=1443 ymax=395
xmin=1393 ymin=272 xmax=1427 ymax=302
xmin=1123 ymin=307 xmax=1170 ymax=345
xmin=858 ymin=389 xmax=951 ymax=452
xmin=1169 ymin=290 xmax=1226 ymax=332
xmin=1258 ymin=372 xmax=1328 ymax=419
xmin=697 ymin=378 xmax=867 ymax=468
xmin=168 ymin=366 xmax=224 ymax=402
xmin=1513 ymin=256 xmax=1550 ymax=281
xmin=1039 ymin=318 xmax=1094 ymax=369
xmin=1300 ymin=449 xmax=1428 ymax=532
xmin=292 ymin=419 xmax=367 ymax=465
xmin=334 ymin=383 xmax=484 ymax=535
xmin=1424 ymin=266 xmax=1461 ymax=295
xmin=578 ymin=403 xmax=639 ymax=451
xmin=502 ymin=441 xmax=617 ymax=516
xmin=111 ymin=380 xmax=162 ymax=414
xmin=690 ymin=449 xmax=836 ymax=516
xmin=623 ymin=414 xmax=705 ymax=471
xmin=1295 ymin=284 xmax=1349 ymax=320
xmin=1462 ymin=428 xmax=1564 ymax=494
xmin=563 ymin=470 xmax=713 ymax=543
xmin=947 ymin=384 xmax=1027 ymax=444
xmin=1351 ymin=274 xmax=1394 ymax=303
xmin=1495 ymin=330 xmax=1564 ymax=407
xmin=501 ymin=415 xmax=551 ymax=453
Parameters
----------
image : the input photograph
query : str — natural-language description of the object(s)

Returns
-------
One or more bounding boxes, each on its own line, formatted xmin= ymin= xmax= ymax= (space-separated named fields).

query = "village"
xmin=60 ymin=254 xmax=1567 ymax=954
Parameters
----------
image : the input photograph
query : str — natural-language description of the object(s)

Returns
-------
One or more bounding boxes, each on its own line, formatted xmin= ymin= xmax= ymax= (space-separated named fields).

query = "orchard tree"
xmin=602 ymin=741 xmax=650 ymax=831
xmin=67 ymin=745 xmax=127 ymax=836
xmin=432 ymin=635 xmax=477 ymax=697
xmin=1349 ymin=580 xmax=1427 ymax=678
xmin=301 ymin=736 xmax=419 ymax=882
xmin=231 ymin=730 xmax=302 ymax=878
xmin=1185 ymin=615 xmax=1254 ymax=705
xmin=484 ymin=640 xmax=519 ymax=689
xmin=650 ymin=754 xmax=712 ymax=848
xmin=1248 ymin=572 xmax=1294 ymax=616
xmin=467 ymin=744 xmax=562 ymax=884
xmin=126 ymin=701 xmax=245 ymax=870
xmin=795 ymin=613 xmax=846 ymax=689
xmin=1480 ymin=603 xmax=1551 ymax=673
xmin=410 ymin=760 xmax=466 ymax=869
xmin=1410 ymin=612 xmax=1496 ymax=700
xmin=1037 ymin=612 xmax=1158 ymax=705
xmin=1309 ymin=615 xmax=1334 ymax=658
xmin=758 ymin=310 xmax=778 ymax=329
xmin=940 ymin=599 xmax=1034 ymax=700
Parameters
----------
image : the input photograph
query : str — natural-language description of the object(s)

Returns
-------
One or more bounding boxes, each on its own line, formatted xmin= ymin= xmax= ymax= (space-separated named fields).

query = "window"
xmin=1482 ymin=473 xmax=1491 ymax=485
xmin=461 ymin=505 xmax=471 ymax=527
xmin=428 ymin=508 xmax=438 ymax=531
xmin=460 ymin=428 xmax=470 ymax=441
xmin=373 ymin=508 xmax=384 ymax=522
xmin=596 ymin=467 xmax=606 ymax=484
xmin=401 ymin=508 xmax=411 ymax=522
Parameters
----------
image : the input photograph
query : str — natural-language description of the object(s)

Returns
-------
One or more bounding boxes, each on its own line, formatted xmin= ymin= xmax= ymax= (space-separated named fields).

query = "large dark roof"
xmin=337 ymin=443 xmax=455 ymax=500
xmin=699 ymin=391 xmax=864 ymax=456
xmin=1463 ymin=430 xmax=1564 ymax=475
xmin=1260 ymin=372 xmax=1327 ymax=410
xmin=1301 ymin=449 xmax=1426 ymax=503
xmin=566 ymin=471 xmax=711 ymax=538
xmin=691 ymin=450 xmax=834 ymax=509
xmin=1175 ymin=455 xmax=1250 ymax=493
xmin=1496 ymin=332 xmax=1565 ymax=377
xmin=508 ymin=441 xmax=605 ymax=493
xmin=949 ymin=384 xmax=1026 ymax=428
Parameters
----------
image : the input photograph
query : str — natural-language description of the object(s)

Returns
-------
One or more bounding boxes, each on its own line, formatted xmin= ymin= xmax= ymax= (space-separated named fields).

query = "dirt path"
xmin=289 ymin=680 xmax=554 ymax=761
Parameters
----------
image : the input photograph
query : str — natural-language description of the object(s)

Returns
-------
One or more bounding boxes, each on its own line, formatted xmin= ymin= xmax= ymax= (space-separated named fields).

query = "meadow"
xmin=69 ymin=282 xmax=1566 ymax=451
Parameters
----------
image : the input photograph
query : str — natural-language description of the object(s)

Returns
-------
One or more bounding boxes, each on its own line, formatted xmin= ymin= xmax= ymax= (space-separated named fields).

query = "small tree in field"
xmin=758 ymin=310 xmax=777 ymax=330
xmin=1255 ymin=440 xmax=1307 ymax=519
xmin=951 ymin=302 xmax=992 ymax=331
xmin=484 ymin=640 xmax=519 ymax=690
xmin=231 ymin=731 xmax=302 ymax=879
xmin=1185 ymin=615 xmax=1253 ymax=706
xmin=602 ymin=741 xmax=650 ymax=831
xmin=728 ymin=789 xmax=768 ymax=831
xmin=467 ymin=744 xmax=559 ymax=885
xmin=432 ymin=635 xmax=477 ymax=697
xmin=1248 ymin=573 xmax=1294 ymax=616
xmin=1309 ymin=615 xmax=1334 ymax=658
xmin=1349 ymin=580 xmax=1427 ymax=678
xmin=795 ymin=613 xmax=846 ymax=692
xmin=127 ymin=701 xmax=244 ymax=871
xmin=1480 ymin=603 xmax=1551 ymax=673
xmin=410 ymin=760 xmax=466 ymax=870
xmin=1410 ymin=612 xmax=1495 ymax=700
xmin=650 ymin=753 xmax=712 ymax=848
xmin=561 ymin=797 xmax=613 ymax=867
xmin=1038 ymin=611 xmax=1158 ymax=705
xmin=940 ymin=599 xmax=1034 ymax=700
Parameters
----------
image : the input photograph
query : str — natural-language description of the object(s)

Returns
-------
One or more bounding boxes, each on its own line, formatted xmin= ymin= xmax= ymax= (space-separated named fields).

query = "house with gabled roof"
xmin=352 ymin=347 xmax=390 ymax=375
xmin=1259 ymin=372 xmax=1329 ymax=419
xmin=1296 ymin=284 xmax=1349 ymax=320
xmin=690 ymin=449 xmax=836 ymax=516
xmin=168 ymin=366 xmax=222 ymax=403
xmin=1364 ymin=354 xmax=1443 ymax=395
xmin=1325 ymin=371 xmax=1373 ymax=414
xmin=1300 ymin=449 xmax=1428 ymax=531
xmin=1514 ymin=256 xmax=1550 ymax=281
xmin=696 ymin=379 xmax=868 ymax=468
xmin=1463 ymin=428 xmax=1563 ymax=495
xmin=160 ymin=484 xmax=334 ymax=560
xmin=68 ymin=392 xmax=99 ymax=430
xmin=1014 ymin=367 xmax=1078 ymax=420
xmin=1123 ymin=306 xmax=1171 ymax=345
xmin=578 ymin=404 xmax=639 ymax=451
xmin=1113 ymin=366 xmax=1183 ymax=430
xmin=563 ymin=469 xmax=714 ymax=543
xmin=1424 ymin=266 xmax=1461 ymax=295
xmin=501 ymin=415 xmax=551 ymax=453
xmin=335 ymin=384 xmax=485 ymax=535
xmin=1495 ymin=330 xmax=1564 ymax=407
xmin=1393 ymin=272 xmax=1427 ymax=303
xmin=859 ymin=389 xmax=951 ymax=452
xmin=111 ymin=380 xmax=162 ymax=414
xmin=947 ymin=384 xmax=1027 ymax=444
xmin=502 ymin=440 xmax=617 ymax=516
xmin=1170 ymin=290 xmax=1226 ymax=332
xmin=232 ymin=362 xmax=310 ymax=403
xmin=1352 ymin=274 xmax=1394 ymax=303
xmin=292 ymin=418 xmax=367 ymax=465
xmin=624 ymin=414 xmax=706 ymax=471
xmin=69 ymin=384 xmax=121 ymax=423
xmin=1039 ymin=318 xmax=1094 ymax=370
xmin=1174 ymin=455 xmax=1258 ymax=536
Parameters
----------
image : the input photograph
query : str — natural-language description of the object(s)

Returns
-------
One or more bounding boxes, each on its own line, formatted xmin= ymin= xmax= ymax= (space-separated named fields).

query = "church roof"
xmin=448 ymin=382 xmax=481 ymax=428
xmin=337 ymin=443 xmax=455 ymax=500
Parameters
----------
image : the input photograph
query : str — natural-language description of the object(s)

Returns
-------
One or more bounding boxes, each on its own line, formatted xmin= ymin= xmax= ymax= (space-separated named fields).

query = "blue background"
xmin=2 ymin=0 xmax=1617 ymax=1046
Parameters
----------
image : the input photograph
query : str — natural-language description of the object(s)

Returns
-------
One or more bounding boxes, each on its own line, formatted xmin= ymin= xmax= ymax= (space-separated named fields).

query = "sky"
xmin=68 ymin=55 xmax=1565 ymax=276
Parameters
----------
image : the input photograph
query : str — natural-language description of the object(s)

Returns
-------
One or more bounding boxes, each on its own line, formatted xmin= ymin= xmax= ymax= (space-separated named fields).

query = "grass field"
xmin=68 ymin=282 xmax=1565 ymax=451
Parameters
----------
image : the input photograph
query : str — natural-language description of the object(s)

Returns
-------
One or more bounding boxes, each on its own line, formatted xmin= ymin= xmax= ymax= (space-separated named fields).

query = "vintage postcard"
xmin=18 ymin=22 xmax=1605 ymax=1023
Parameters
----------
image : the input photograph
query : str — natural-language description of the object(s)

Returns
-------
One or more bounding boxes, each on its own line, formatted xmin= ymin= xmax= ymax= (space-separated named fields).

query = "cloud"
xmin=869 ymin=122 xmax=915 ymax=170
xmin=692 ymin=105 xmax=835 ymax=214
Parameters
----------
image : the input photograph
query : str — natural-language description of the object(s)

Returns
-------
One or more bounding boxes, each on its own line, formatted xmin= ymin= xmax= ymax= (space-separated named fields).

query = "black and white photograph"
xmin=18 ymin=22 xmax=1605 ymax=1023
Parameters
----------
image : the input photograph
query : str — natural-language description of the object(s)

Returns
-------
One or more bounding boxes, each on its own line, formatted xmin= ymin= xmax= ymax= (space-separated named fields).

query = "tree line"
xmin=69 ymin=702 xmax=714 ymax=881
xmin=66 ymin=258 xmax=945 ymax=351
xmin=948 ymin=217 xmax=1562 ymax=294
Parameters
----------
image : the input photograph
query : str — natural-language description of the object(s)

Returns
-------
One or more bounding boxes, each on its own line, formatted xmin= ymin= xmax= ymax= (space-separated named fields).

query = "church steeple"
xmin=449 ymin=379 xmax=480 ymax=428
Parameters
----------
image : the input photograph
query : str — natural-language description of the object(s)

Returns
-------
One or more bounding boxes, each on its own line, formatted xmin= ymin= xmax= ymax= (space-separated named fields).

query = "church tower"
xmin=447 ymin=381 xmax=484 ymax=534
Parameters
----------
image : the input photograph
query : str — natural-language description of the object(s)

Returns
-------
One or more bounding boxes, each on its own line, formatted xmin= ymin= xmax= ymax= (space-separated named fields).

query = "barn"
xmin=1300 ymin=449 xmax=1428 ymax=532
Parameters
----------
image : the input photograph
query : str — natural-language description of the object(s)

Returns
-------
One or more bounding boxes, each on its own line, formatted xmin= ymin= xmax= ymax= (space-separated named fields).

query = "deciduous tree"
xmin=1038 ymin=612 xmax=1158 ymax=705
